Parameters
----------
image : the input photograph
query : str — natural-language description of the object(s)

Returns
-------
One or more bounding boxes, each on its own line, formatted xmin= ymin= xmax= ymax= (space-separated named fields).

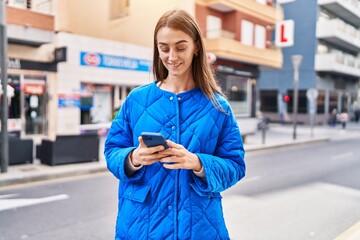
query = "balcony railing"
xmin=205 ymin=36 xmax=282 ymax=68
xmin=6 ymin=6 xmax=54 ymax=45
xmin=196 ymin=0 xmax=282 ymax=24
xmin=206 ymin=29 xmax=236 ymax=40
xmin=318 ymin=0 xmax=360 ymax=26
xmin=317 ymin=18 xmax=360 ymax=52
xmin=315 ymin=52 xmax=360 ymax=77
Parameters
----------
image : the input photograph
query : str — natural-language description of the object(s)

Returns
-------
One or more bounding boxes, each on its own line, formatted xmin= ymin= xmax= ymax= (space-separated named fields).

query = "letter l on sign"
xmin=275 ymin=19 xmax=294 ymax=47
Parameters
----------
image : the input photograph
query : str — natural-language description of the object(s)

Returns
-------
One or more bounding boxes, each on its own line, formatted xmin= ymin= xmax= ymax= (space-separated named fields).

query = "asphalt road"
xmin=1 ymin=137 xmax=360 ymax=240
xmin=223 ymin=137 xmax=360 ymax=240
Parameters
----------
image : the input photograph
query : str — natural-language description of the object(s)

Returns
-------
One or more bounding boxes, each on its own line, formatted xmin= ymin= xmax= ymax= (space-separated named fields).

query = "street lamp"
xmin=291 ymin=55 xmax=303 ymax=140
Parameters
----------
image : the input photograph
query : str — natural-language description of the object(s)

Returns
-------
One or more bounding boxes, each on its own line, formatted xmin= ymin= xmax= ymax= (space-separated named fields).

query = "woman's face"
xmin=156 ymin=27 xmax=197 ymax=79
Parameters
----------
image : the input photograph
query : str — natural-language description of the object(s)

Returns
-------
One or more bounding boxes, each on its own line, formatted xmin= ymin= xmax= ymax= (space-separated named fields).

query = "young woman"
xmin=105 ymin=9 xmax=246 ymax=240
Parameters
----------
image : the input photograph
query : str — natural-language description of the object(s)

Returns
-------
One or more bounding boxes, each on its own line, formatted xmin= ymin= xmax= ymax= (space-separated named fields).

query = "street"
xmin=1 ymin=137 xmax=360 ymax=240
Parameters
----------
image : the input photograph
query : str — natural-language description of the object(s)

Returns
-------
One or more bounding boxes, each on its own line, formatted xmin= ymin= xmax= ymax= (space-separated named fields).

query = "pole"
xmin=0 ymin=0 xmax=9 ymax=173
xmin=291 ymin=55 xmax=302 ymax=140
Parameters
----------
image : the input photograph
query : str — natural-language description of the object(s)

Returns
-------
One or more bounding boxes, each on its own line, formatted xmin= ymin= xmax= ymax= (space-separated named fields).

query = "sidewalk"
xmin=1 ymin=122 xmax=360 ymax=188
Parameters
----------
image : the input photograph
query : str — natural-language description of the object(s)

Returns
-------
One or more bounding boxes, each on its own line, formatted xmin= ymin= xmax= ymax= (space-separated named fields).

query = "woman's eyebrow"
xmin=158 ymin=40 xmax=188 ymax=46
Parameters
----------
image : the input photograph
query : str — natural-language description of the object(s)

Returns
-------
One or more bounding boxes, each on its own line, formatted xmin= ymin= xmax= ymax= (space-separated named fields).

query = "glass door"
xmin=23 ymin=75 xmax=46 ymax=135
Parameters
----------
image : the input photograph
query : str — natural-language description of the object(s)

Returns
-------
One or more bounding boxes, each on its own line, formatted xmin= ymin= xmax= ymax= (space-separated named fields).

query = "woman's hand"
xmin=131 ymin=137 xmax=168 ymax=166
xmin=159 ymin=140 xmax=202 ymax=172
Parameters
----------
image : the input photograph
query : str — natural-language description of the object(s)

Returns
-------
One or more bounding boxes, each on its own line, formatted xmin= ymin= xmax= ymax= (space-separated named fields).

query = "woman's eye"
xmin=160 ymin=48 xmax=169 ymax=53
xmin=177 ymin=48 xmax=185 ymax=52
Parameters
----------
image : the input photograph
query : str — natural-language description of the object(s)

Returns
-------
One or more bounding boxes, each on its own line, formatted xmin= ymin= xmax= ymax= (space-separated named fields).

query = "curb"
xmin=0 ymin=165 xmax=108 ymax=188
xmin=0 ymin=138 xmax=330 ymax=188
xmin=245 ymin=138 xmax=330 ymax=152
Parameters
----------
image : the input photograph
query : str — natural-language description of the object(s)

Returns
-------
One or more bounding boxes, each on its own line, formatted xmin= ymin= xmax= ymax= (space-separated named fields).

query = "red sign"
xmin=83 ymin=53 xmax=101 ymax=66
xmin=24 ymin=84 xmax=44 ymax=95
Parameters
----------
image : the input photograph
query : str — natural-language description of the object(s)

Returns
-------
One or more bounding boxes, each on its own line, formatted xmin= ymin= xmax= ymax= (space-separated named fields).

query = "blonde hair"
xmin=152 ymin=9 xmax=226 ymax=112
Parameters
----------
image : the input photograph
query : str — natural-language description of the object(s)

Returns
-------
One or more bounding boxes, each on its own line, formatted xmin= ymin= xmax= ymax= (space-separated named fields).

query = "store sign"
xmin=80 ymin=52 xmax=151 ymax=72
xmin=24 ymin=84 xmax=45 ymax=95
xmin=58 ymin=93 xmax=81 ymax=108
xmin=7 ymin=58 xmax=56 ymax=72
xmin=8 ymin=58 xmax=21 ymax=69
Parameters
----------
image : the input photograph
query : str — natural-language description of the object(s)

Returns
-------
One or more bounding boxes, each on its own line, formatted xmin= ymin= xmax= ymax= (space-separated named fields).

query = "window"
xmin=7 ymin=0 xmax=26 ymax=9
xmin=329 ymin=91 xmax=338 ymax=114
xmin=260 ymin=90 xmax=278 ymax=113
xmin=23 ymin=75 xmax=47 ymax=135
xmin=255 ymin=25 xmax=266 ymax=49
xmin=8 ymin=75 xmax=21 ymax=119
xmin=110 ymin=0 xmax=129 ymax=20
xmin=206 ymin=15 xmax=222 ymax=39
xmin=317 ymin=90 xmax=325 ymax=113
xmin=286 ymin=90 xmax=308 ymax=114
xmin=241 ymin=20 xmax=254 ymax=46
xmin=341 ymin=93 xmax=348 ymax=112
xmin=256 ymin=0 xmax=267 ymax=4
xmin=218 ymin=75 xmax=250 ymax=115
xmin=30 ymin=0 xmax=53 ymax=15
xmin=80 ymin=83 xmax=113 ymax=125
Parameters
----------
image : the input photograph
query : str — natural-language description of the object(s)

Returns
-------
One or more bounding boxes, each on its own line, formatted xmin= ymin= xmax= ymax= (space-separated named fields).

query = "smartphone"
xmin=141 ymin=132 xmax=169 ymax=149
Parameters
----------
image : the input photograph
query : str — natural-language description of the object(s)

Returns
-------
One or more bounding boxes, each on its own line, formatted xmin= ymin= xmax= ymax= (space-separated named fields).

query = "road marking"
xmin=331 ymin=152 xmax=354 ymax=160
xmin=0 ymin=194 xmax=69 ymax=211
xmin=0 ymin=193 xmax=19 ymax=199
xmin=334 ymin=220 xmax=360 ymax=240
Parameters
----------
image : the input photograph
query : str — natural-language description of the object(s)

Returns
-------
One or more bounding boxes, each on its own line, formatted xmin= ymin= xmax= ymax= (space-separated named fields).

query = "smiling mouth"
xmin=168 ymin=62 xmax=182 ymax=68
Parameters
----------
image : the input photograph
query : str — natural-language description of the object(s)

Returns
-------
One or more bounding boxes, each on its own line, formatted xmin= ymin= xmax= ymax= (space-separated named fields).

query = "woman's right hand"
xmin=130 ymin=137 xmax=167 ymax=167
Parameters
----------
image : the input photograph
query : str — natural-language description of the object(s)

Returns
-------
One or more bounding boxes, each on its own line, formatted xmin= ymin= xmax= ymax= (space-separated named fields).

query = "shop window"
xmin=80 ymin=83 xmax=112 ymax=125
xmin=329 ymin=91 xmax=338 ymax=114
xmin=8 ymin=75 xmax=21 ymax=119
xmin=341 ymin=93 xmax=348 ymax=112
xmin=260 ymin=90 xmax=278 ymax=113
xmin=110 ymin=0 xmax=129 ymax=20
xmin=316 ymin=90 xmax=325 ymax=114
xmin=218 ymin=75 xmax=249 ymax=115
xmin=286 ymin=90 xmax=307 ymax=113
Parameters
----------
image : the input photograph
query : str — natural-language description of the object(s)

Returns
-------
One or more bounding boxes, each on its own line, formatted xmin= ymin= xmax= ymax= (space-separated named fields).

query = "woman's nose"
xmin=168 ymin=50 xmax=178 ymax=60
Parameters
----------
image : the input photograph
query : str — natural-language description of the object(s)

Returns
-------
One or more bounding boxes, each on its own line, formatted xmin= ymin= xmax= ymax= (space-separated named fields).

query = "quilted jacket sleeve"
xmin=191 ymin=106 xmax=246 ymax=195
xmin=104 ymin=98 xmax=145 ymax=182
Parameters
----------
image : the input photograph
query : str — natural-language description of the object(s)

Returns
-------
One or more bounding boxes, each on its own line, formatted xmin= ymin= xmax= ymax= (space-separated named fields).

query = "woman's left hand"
xmin=160 ymin=140 xmax=202 ymax=172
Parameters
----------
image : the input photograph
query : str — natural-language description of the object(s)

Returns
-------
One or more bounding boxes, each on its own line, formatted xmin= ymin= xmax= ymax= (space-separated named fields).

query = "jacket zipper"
xmin=174 ymin=94 xmax=180 ymax=239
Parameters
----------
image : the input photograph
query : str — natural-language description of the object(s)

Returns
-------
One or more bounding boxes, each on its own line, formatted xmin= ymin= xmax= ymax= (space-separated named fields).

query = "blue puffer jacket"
xmin=104 ymin=82 xmax=245 ymax=240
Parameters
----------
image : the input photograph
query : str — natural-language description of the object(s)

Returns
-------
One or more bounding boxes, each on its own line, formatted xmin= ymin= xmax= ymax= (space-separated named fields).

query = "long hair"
xmin=152 ymin=9 xmax=226 ymax=112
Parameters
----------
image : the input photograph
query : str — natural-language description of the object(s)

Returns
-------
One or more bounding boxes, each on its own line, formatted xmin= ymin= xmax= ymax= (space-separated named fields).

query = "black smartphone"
xmin=141 ymin=132 xmax=169 ymax=149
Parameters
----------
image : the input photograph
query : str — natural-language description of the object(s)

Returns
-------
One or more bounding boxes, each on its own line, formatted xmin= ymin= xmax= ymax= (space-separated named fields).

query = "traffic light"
xmin=283 ymin=94 xmax=290 ymax=103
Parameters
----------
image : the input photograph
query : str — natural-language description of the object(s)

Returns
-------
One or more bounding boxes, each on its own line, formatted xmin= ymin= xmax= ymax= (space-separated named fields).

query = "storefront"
xmin=56 ymin=32 xmax=153 ymax=136
xmin=214 ymin=59 xmax=259 ymax=118
xmin=7 ymin=58 xmax=56 ymax=141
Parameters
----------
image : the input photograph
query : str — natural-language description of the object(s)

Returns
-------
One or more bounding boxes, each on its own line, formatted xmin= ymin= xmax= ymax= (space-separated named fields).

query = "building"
xmin=5 ymin=0 xmax=56 ymax=142
xmin=195 ymin=0 xmax=283 ymax=121
xmin=6 ymin=0 xmax=283 ymax=142
xmin=54 ymin=0 xmax=195 ymax=136
xmin=258 ymin=0 xmax=360 ymax=125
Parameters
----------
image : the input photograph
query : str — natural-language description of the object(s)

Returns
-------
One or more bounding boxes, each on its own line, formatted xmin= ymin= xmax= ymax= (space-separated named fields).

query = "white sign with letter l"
xmin=275 ymin=19 xmax=294 ymax=48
